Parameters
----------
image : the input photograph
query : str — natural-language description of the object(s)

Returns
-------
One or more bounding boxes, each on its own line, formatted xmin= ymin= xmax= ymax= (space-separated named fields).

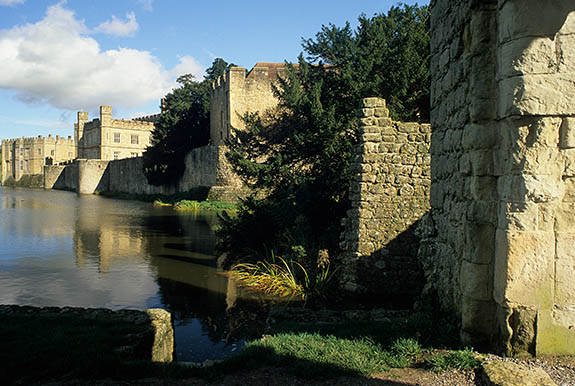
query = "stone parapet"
xmin=0 ymin=305 xmax=173 ymax=362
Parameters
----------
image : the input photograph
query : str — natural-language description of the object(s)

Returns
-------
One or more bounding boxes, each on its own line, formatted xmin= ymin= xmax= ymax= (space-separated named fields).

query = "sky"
xmin=0 ymin=0 xmax=428 ymax=141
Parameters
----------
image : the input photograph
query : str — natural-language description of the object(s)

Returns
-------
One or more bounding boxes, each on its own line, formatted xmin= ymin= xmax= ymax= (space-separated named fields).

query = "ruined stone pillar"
xmin=428 ymin=0 xmax=575 ymax=355
xmin=340 ymin=98 xmax=431 ymax=305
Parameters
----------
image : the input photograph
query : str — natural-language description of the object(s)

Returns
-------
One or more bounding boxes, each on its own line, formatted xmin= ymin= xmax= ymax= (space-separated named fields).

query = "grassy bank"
xmin=97 ymin=189 xmax=237 ymax=212
xmin=0 ymin=308 xmax=482 ymax=385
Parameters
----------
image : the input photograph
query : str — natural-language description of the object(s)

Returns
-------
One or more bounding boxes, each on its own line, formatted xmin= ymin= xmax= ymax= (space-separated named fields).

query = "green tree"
xmin=219 ymin=4 xmax=430 ymax=276
xmin=143 ymin=58 xmax=232 ymax=186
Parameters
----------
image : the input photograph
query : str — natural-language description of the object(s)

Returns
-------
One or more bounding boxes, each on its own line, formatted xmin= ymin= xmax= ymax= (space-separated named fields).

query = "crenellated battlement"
xmin=109 ymin=118 xmax=155 ymax=130
xmin=211 ymin=62 xmax=290 ymax=92
xmin=133 ymin=114 xmax=160 ymax=123
xmin=2 ymin=135 xmax=75 ymax=146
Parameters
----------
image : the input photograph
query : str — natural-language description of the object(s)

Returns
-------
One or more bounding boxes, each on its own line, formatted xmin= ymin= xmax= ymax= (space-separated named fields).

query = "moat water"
xmin=0 ymin=187 xmax=269 ymax=362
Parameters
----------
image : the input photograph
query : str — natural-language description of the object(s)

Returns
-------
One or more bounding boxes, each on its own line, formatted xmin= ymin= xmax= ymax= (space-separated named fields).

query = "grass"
xmin=97 ymin=190 xmax=238 ymax=212
xmin=0 ymin=307 xmax=484 ymax=385
xmin=425 ymin=347 xmax=482 ymax=372
xmin=232 ymin=255 xmax=307 ymax=299
xmin=172 ymin=199 xmax=237 ymax=212
xmin=231 ymin=252 xmax=337 ymax=301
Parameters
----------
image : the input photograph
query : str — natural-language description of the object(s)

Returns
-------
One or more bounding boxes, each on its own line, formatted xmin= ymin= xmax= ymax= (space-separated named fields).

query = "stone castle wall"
xmin=426 ymin=0 xmax=575 ymax=355
xmin=340 ymin=98 xmax=431 ymax=305
xmin=210 ymin=63 xmax=285 ymax=145
xmin=45 ymin=145 xmax=244 ymax=202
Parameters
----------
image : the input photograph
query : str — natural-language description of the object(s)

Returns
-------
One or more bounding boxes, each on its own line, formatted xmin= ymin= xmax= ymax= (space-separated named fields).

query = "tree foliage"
xmin=143 ymin=58 xmax=232 ymax=186
xmin=219 ymin=4 xmax=430 ymax=270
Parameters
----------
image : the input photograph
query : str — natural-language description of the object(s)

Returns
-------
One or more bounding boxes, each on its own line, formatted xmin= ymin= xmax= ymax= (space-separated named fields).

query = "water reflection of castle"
xmin=71 ymin=203 xmax=268 ymax=344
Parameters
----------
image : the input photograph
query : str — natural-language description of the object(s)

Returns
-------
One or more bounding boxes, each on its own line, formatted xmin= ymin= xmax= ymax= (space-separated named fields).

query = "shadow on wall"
xmin=341 ymin=217 xmax=429 ymax=309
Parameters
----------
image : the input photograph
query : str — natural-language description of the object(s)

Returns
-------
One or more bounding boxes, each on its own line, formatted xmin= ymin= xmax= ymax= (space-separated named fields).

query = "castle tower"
xmin=100 ymin=105 xmax=112 ymax=125
xmin=75 ymin=111 xmax=88 ymax=158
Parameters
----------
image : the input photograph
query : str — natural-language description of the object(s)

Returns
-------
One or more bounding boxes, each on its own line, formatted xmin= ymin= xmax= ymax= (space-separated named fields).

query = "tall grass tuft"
xmin=233 ymin=253 xmax=306 ymax=299
xmin=231 ymin=250 xmax=337 ymax=300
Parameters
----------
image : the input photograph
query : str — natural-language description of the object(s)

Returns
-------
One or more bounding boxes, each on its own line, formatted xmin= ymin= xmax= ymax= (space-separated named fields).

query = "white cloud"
xmin=14 ymin=119 xmax=69 ymax=128
xmin=94 ymin=12 xmax=138 ymax=37
xmin=171 ymin=56 xmax=205 ymax=80
xmin=0 ymin=0 xmax=25 ymax=6
xmin=137 ymin=0 xmax=153 ymax=12
xmin=0 ymin=3 xmax=203 ymax=112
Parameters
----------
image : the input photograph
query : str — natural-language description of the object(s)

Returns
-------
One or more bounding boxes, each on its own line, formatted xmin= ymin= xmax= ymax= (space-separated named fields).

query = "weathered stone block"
xmin=461 ymin=296 xmax=496 ymax=336
xmin=562 ymin=177 xmax=575 ymax=202
xmin=373 ymin=108 xmax=389 ymax=117
xmin=499 ymin=74 xmax=575 ymax=118
xmin=362 ymin=97 xmax=386 ymax=108
xmin=536 ymin=309 xmax=575 ymax=355
xmin=554 ymin=203 xmax=575 ymax=232
xmin=460 ymin=261 xmax=491 ymax=300
xmin=499 ymin=37 xmax=557 ymax=78
xmin=498 ymin=0 xmax=574 ymax=43
xmin=464 ymin=222 xmax=495 ymax=264
xmin=498 ymin=201 xmax=538 ymax=232
xmin=461 ymin=123 xmax=496 ymax=150
xmin=493 ymin=230 xmax=555 ymax=309
xmin=558 ymin=33 xmax=575 ymax=73
xmin=482 ymin=360 xmax=557 ymax=386
xmin=469 ymin=150 xmax=494 ymax=176
xmin=559 ymin=117 xmax=575 ymax=149
xmin=470 ymin=176 xmax=497 ymax=201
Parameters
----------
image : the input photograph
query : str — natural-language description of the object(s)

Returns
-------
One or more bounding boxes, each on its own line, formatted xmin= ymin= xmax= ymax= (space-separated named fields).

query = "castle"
xmin=1 ymin=135 xmax=75 ymax=183
xmin=1 ymin=106 xmax=158 ymax=186
xmin=1 ymin=62 xmax=285 ymax=186
xmin=75 ymin=106 xmax=157 ymax=160
xmin=5 ymin=20 xmax=575 ymax=360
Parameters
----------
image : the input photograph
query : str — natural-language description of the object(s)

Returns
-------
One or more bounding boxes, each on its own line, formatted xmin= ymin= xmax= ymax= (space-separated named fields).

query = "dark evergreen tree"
xmin=219 ymin=4 xmax=430 ymax=270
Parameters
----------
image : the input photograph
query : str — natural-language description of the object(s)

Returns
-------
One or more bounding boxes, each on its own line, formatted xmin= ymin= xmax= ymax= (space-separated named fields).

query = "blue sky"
xmin=0 ymin=0 xmax=428 ymax=141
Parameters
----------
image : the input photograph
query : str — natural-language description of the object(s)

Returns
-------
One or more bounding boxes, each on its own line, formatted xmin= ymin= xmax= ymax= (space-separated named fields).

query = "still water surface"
xmin=0 ymin=187 xmax=265 ymax=362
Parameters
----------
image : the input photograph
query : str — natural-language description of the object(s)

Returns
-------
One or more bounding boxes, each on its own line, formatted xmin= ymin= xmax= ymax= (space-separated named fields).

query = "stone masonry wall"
xmin=210 ymin=63 xmax=285 ymax=145
xmin=0 ymin=305 xmax=173 ymax=362
xmin=427 ymin=0 xmax=575 ymax=355
xmin=340 ymin=98 xmax=431 ymax=305
xmin=46 ymin=145 xmax=244 ymax=202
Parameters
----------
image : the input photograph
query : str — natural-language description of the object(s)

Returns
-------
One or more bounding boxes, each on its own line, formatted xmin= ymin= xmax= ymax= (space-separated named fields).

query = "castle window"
xmin=19 ymin=160 xmax=23 ymax=170
xmin=25 ymin=148 xmax=30 ymax=157
xmin=131 ymin=135 xmax=139 ymax=145
xmin=114 ymin=133 xmax=121 ymax=143
xmin=113 ymin=152 xmax=119 ymax=160
xmin=24 ymin=160 xmax=29 ymax=171
xmin=37 ymin=149 xmax=41 ymax=156
xmin=19 ymin=148 xmax=22 ymax=156
xmin=51 ymin=150 xmax=55 ymax=156
xmin=131 ymin=152 xmax=138 ymax=157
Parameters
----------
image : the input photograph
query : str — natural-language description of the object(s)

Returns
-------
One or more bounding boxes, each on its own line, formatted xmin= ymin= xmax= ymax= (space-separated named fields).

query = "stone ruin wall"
xmin=340 ymin=98 xmax=431 ymax=306
xmin=426 ymin=0 xmax=575 ymax=355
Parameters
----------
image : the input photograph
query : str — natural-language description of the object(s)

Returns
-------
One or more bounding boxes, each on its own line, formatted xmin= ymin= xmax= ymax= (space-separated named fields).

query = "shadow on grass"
xmin=0 ymin=305 xmax=461 ymax=385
